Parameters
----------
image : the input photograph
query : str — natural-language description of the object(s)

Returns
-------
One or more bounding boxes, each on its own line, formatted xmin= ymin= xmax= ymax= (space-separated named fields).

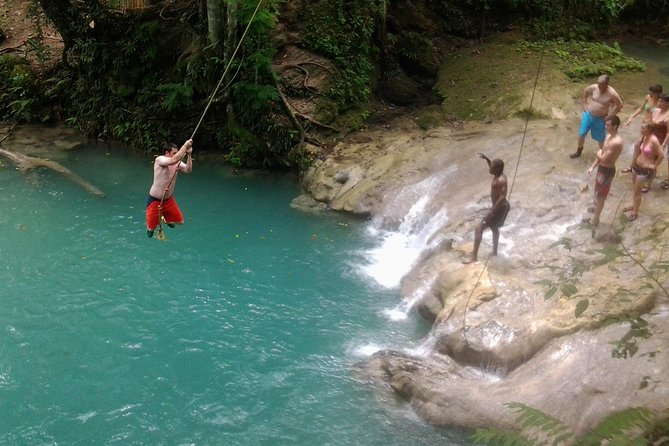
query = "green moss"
xmin=514 ymin=106 xmax=548 ymax=120
xmin=516 ymin=39 xmax=645 ymax=80
xmin=416 ymin=108 xmax=445 ymax=130
xmin=435 ymin=41 xmax=543 ymax=120
xmin=435 ymin=36 xmax=645 ymax=121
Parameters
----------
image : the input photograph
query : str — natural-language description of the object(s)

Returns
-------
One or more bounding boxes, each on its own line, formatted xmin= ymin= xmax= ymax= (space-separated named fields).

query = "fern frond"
xmin=506 ymin=402 xmax=574 ymax=444
xmin=578 ymin=407 xmax=654 ymax=446
xmin=471 ymin=427 xmax=533 ymax=446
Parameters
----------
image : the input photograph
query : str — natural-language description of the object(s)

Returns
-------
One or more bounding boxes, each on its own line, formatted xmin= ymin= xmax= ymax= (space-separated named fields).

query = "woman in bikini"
xmin=621 ymin=85 xmax=662 ymax=180
xmin=652 ymin=94 xmax=669 ymax=189
xmin=625 ymin=84 xmax=662 ymax=127
xmin=625 ymin=122 xmax=664 ymax=220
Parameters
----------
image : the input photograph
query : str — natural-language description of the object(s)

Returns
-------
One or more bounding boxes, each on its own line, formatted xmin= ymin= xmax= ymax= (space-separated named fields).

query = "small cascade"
xmin=359 ymin=173 xmax=454 ymax=290
xmin=383 ymin=276 xmax=436 ymax=321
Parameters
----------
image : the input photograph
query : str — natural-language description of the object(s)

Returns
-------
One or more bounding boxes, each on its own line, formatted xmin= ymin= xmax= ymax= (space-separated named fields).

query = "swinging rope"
xmin=460 ymin=50 xmax=545 ymax=332
xmin=190 ymin=0 xmax=264 ymax=140
xmin=155 ymin=0 xmax=264 ymax=239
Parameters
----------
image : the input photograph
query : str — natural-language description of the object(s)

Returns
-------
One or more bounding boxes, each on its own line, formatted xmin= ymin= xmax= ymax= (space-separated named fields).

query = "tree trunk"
xmin=206 ymin=0 xmax=225 ymax=49
xmin=223 ymin=1 xmax=237 ymax=110
xmin=0 ymin=147 xmax=105 ymax=198
xmin=224 ymin=1 xmax=238 ymax=65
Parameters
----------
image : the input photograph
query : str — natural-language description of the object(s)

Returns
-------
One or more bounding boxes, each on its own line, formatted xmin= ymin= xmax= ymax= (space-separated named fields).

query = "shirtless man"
xmin=570 ymin=74 xmax=623 ymax=159
xmin=146 ymin=139 xmax=193 ymax=238
xmin=463 ymin=153 xmax=510 ymax=264
xmin=586 ymin=116 xmax=623 ymax=227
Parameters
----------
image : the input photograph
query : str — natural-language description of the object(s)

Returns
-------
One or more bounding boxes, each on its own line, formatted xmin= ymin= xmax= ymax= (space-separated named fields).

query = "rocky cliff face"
xmin=298 ymin=114 xmax=669 ymax=434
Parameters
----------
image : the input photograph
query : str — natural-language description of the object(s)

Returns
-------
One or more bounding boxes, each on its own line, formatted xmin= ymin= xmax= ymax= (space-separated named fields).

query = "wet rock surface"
xmin=304 ymin=115 xmax=669 ymax=433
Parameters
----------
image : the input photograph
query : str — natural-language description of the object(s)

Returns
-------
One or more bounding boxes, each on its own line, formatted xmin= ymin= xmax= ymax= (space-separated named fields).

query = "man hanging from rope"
xmin=462 ymin=153 xmax=510 ymax=264
xmin=146 ymin=139 xmax=193 ymax=238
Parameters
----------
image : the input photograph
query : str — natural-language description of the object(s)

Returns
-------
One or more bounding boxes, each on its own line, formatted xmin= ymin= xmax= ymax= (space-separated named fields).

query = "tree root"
xmin=294 ymin=111 xmax=339 ymax=132
xmin=0 ymin=44 xmax=26 ymax=55
xmin=273 ymin=61 xmax=330 ymax=94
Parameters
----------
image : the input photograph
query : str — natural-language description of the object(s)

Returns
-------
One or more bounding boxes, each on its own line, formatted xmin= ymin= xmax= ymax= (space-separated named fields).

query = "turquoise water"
xmin=0 ymin=144 xmax=464 ymax=445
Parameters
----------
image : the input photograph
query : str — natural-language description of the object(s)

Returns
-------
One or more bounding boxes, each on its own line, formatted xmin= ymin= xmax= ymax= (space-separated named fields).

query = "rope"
xmin=608 ymin=178 xmax=669 ymax=299
xmin=461 ymin=50 xmax=545 ymax=332
xmin=155 ymin=0 xmax=264 ymax=238
xmin=190 ymin=0 xmax=264 ymax=140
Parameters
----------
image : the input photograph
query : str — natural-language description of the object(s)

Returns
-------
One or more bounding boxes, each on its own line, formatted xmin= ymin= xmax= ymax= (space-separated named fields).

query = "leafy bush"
xmin=0 ymin=55 xmax=45 ymax=122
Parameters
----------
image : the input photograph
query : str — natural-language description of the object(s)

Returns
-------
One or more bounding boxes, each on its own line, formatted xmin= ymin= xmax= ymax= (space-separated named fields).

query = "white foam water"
xmin=359 ymin=175 xmax=452 ymax=289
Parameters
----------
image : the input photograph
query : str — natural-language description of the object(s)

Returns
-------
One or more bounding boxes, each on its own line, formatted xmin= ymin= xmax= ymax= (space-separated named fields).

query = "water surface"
xmin=0 ymin=143 xmax=464 ymax=445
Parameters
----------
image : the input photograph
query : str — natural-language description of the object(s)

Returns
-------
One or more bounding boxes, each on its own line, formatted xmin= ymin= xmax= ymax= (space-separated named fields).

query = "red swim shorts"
xmin=146 ymin=195 xmax=184 ymax=230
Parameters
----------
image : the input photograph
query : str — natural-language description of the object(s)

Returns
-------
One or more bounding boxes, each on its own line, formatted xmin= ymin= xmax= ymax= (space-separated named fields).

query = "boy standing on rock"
xmin=586 ymin=116 xmax=624 ymax=228
xmin=463 ymin=153 xmax=510 ymax=264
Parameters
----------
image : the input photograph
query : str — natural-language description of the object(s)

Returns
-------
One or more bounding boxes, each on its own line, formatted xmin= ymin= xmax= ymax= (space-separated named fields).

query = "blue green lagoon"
xmin=0 ymin=143 xmax=463 ymax=444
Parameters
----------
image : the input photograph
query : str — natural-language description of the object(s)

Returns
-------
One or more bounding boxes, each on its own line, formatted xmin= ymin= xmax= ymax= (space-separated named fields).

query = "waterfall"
xmin=357 ymin=170 xmax=455 ymax=315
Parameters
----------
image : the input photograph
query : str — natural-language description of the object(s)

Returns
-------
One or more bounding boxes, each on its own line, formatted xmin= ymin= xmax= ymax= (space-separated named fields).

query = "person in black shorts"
xmin=463 ymin=153 xmax=510 ymax=264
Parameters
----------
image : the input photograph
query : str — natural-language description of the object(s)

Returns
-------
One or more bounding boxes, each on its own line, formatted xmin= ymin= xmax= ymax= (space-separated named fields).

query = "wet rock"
xmin=303 ymin=115 xmax=669 ymax=434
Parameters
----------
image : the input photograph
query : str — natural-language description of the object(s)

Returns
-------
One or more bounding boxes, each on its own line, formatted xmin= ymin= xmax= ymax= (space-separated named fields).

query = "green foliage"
xmin=579 ymin=408 xmax=655 ymax=446
xmin=536 ymin=257 xmax=589 ymax=300
xmin=0 ymin=55 xmax=48 ymax=122
xmin=472 ymin=403 xmax=660 ymax=446
xmin=515 ymin=40 xmax=645 ymax=80
xmin=574 ymin=298 xmax=589 ymax=317
xmin=471 ymin=427 xmax=534 ymax=446
xmin=156 ymin=83 xmax=193 ymax=113
xmin=611 ymin=317 xmax=651 ymax=359
xmin=302 ymin=0 xmax=382 ymax=117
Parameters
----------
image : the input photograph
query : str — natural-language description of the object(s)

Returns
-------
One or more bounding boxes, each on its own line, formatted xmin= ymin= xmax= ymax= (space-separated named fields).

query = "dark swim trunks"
xmin=632 ymin=163 xmax=655 ymax=180
xmin=487 ymin=199 xmax=511 ymax=228
xmin=594 ymin=165 xmax=616 ymax=198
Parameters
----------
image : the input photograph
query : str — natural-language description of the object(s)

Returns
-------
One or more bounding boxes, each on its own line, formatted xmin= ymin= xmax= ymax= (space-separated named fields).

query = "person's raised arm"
xmin=477 ymin=152 xmax=491 ymax=166
xmin=179 ymin=144 xmax=193 ymax=174
xmin=158 ymin=139 xmax=192 ymax=167
xmin=625 ymin=98 xmax=647 ymax=126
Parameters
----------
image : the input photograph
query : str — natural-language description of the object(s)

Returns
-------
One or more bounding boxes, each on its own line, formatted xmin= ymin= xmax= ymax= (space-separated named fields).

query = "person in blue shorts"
xmin=571 ymin=74 xmax=623 ymax=159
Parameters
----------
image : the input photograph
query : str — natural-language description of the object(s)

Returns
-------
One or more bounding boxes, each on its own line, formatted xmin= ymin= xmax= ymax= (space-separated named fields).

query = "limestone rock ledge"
xmin=302 ymin=117 xmax=669 ymax=434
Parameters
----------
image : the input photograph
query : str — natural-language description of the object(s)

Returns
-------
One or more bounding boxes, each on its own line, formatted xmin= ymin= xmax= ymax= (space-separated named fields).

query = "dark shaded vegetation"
xmin=0 ymin=0 xmax=667 ymax=168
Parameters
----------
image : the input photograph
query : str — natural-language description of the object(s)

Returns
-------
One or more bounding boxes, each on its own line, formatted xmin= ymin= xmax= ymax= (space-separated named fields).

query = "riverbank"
xmin=2 ymin=27 xmax=669 ymax=437
xmin=299 ymin=37 xmax=669 ymax=437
